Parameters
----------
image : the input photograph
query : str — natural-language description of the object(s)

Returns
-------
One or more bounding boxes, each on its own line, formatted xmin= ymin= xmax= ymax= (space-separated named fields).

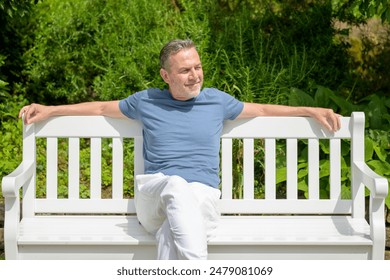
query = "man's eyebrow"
xmin=178 ymin=64 xmax=202 ymax=71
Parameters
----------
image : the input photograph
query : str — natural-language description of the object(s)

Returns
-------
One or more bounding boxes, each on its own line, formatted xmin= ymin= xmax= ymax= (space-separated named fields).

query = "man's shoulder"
xmin=201 ymin=87 xmax=235 ymax=100
xmin=142 ymin=88 xmax=167 ymax=97
xmin=124 ymin=88 xmax=168 ymax=100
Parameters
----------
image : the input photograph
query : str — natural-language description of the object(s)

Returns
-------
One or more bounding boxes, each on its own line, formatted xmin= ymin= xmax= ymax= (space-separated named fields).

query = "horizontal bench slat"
xmin=35 ymin=116 xmax=352 ymax=138
xmin=18 ymin=216 xmax=153 ymax=245
xmin=221 ymin=117 xmax=352 ymax=138
xmin=35 ymin=199 xmax=137 ymax=214
xmin=34 ymin=198 xmax=353 ymax=215
xmin=18 ymin=216 xmax=371 ymax=246
xmin=212 ymin=216 xmax=371 ymax=245
xmin=34 ymin=116 xmax=143 ymax=138
xmin=217 ymin=199 xmax=352 ymax=214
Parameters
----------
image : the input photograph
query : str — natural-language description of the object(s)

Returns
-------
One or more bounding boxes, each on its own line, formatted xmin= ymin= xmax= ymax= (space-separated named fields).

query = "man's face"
xmin=160 ymin=47 xmax=203 ymax=101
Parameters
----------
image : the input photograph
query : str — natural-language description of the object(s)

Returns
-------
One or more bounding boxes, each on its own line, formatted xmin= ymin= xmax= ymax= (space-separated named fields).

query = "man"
xmin=19 ymin=39 xmax=341 ymax=260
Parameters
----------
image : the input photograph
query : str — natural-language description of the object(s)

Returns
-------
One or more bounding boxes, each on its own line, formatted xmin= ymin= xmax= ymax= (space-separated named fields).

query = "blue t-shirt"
xmin=119 ymin=88 xmax=244 ymax=188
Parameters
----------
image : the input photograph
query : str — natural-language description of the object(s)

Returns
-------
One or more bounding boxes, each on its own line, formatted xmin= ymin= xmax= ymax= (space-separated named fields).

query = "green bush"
xmin=24 ymin=0 xmax=212 ymax=104
xmin=23 ymin=0 xmax=352 ymax=105
xmin=0 ymin=63 xmax=28 ymax=198
xmin=288 ymin=86 xmax=390 ymax=208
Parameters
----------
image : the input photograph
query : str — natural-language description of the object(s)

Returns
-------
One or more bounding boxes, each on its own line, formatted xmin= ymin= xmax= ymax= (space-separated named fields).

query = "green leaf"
xmin=385 ymin=186 xmax=390 ymax=209
xmin=319 ymin=140 xmax=330 ymax=154
xmin=319 ymin=159 xmax=330 ymax=178
xmin=341 ymin=139 xmax=351 ymax=156
xmin=327 ymin=91 xmax=355 ymax=115
xmin=341 ymin=183 xmax=351 ymax=199
xmin=367 ymin=160 xmax=390 ymax=176
xmin=366 ymin=95 xmax=388 ymax=129
xmin=373 ymin=145 xmax=387 ymax=162
xmin=276 ymin=167 xmax=287 ymax=184
xmin=314 ymin=86 xmax=331 ymax=107
xmin=364 ymin=136 xmax=374 ymax=161
xmin=288 ymin=87 xmax=314 ymax=107
xmin=297 ymin=162 xmax=308 ymax=179
xmin=298 ymin=179 xmax=308 ymax=198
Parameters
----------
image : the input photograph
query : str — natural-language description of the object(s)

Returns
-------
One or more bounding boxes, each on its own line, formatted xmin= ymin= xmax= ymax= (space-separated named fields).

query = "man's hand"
xmin=19 ymin=103 xmax=52 ymax=125
xmin=307 ymin=107 xmax=341 ymax=133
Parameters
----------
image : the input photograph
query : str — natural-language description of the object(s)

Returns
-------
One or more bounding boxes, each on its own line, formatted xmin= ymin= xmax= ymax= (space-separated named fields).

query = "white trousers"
xmin=135 ymin=173 xmax=221 ymax=260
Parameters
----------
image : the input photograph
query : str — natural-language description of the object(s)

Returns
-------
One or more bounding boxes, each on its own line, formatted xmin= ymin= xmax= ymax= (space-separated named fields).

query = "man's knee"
xmin=160 ymin=175 xmax=199 ymax=210
xmin=161 ymin=175 xmax=188 ymax=196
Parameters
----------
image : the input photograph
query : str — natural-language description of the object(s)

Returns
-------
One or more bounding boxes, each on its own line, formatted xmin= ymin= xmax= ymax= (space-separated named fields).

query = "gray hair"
xmin=159 ymin=39 xmax=196 ymax=70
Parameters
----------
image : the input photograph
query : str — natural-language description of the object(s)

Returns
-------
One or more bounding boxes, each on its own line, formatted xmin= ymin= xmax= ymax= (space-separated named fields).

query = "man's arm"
xmin=237 ymin=102 xmax=341 ymax=132
xmin=19 ymin=101 xmax=125 ymax=124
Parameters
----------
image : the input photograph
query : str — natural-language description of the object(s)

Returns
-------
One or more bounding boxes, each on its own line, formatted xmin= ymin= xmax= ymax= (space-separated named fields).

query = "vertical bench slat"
xmin=112 ymin=138 xmax=123 ymax=199
xmin=221 ymin=138 xmax=233 ymax=199
xmin=134 ymin=137 xmax=144 ymax=193
xmin=243 ymin=139 xmax=254 ymax=199
xmin=330 ymin=138 xmax=341 ymax=199
xmin=134 ymin=137 xmax=144 ymax=177
xmin=351 ymin=112 xmax=365 ymax=219
xmin=68 ymin=138 xmax=80 ymax=199
xmin=308 ymin=139 xmax=320 ymax=199
xmin=46 ymin=138 xmax=58 ymax=199
xmin=22 ymin=123 xmax=36 ymax=218
xmin=287 ymin=139 xmax=298 ymax=199
xmin=90 ymin=138 xmax=102 ymax=199
xmin=264 ymin=139 xmax=276 ymax=199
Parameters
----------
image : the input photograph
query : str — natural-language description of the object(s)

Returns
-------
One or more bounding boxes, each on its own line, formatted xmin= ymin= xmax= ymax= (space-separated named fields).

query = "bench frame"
xmin=2 ymin=112 xmax=388 ymax=259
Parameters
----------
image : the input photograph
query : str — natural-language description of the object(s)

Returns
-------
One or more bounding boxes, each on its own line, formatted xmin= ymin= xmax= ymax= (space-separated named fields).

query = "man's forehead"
xmin=169 ymin=48 xmax=201 ymax=66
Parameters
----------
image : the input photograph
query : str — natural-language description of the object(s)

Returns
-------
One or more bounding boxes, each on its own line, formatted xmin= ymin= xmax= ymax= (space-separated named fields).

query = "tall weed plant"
xmin=24 ymin=0 xmax=212 ymax=104
xmin=24 ymin=0 xmax=351 ymax=105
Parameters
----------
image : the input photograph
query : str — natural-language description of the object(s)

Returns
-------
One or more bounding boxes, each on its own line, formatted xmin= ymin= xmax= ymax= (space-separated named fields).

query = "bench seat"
xmin=16 ymin=215 xmax=372 ymax=259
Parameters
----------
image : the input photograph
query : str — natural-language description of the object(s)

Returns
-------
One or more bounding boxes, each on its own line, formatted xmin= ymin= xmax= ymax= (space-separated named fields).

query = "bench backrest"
xmin=21 ymin=112 xmax=366 ymax=219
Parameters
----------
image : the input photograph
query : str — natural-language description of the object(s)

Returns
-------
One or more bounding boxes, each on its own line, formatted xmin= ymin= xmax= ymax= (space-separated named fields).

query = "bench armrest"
xmin=353 ymin=161 xmax=388 ymax=199
xmin=353 ymin=161 xmax=388 ymax=259
xmin=2 ymin=160 xmax=35 ymax=259
xmin=2 ymin=160 xmax=35 ymax=198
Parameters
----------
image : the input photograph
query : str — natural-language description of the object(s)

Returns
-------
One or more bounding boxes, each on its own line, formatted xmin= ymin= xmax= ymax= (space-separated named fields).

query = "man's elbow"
xmin=237 ymin=103 xmax=265 ymax=119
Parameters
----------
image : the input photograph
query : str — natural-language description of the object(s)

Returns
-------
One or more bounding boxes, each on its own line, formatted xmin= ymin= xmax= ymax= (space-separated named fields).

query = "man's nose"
xmin=189 ymin=69 xmax=198 ymax=80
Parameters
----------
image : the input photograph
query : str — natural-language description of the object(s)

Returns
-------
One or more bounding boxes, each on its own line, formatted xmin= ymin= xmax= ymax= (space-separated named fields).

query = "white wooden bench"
xmin=2 ymin=112 xmax=388 ymax=260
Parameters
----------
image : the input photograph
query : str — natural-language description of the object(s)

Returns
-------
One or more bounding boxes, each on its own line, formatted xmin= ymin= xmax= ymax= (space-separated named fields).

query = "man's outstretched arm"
xmin=238 ymin=102 xmax=341 ymax=132
xmin=19 ymin=101 xmax=125 ymax=124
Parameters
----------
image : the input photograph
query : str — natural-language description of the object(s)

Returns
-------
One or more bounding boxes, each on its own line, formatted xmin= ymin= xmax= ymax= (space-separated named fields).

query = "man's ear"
xmin=160 ymin=68 xmax=170 ymax=84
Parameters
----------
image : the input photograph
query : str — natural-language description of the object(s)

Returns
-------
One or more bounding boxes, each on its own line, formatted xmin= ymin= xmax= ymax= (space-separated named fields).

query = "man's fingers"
xmin=19 ymin=105 xmax=30 ymax=118
xmin=335 ymin=114 xmax=342 ymax=131
xmin=327 ymin=112 xmax=341 ymax=132
xmin=19 ymin=104 xmax=37 ymax=124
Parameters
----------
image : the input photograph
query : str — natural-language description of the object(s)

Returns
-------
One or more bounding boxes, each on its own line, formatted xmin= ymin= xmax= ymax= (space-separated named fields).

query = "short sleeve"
xmin=119 ymin=91 xmax=144 ymax=120
xmin=220 ymin=90 xmax=244 ymax=120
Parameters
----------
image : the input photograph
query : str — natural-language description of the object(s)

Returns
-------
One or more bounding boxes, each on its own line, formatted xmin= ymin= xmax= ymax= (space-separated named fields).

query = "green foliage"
xmin=35 ymin=138 xmax=135 ymax=199
xmin=332 ymin=0 xmax=390 ymax=23
xmin=23 ymin=0 xmax=352 ymax=106
xmin=287 ymin=86 xmax=390 ymax=207
xmin=203 ymin=0 xmax=351 ymax=104
xmin=0 ymin=0 xmax=35 ymax=85
xmin=24 ymin=0 xmax=212 ymax=104
xmin=0 ymin=59 xmax=29 ymax=199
